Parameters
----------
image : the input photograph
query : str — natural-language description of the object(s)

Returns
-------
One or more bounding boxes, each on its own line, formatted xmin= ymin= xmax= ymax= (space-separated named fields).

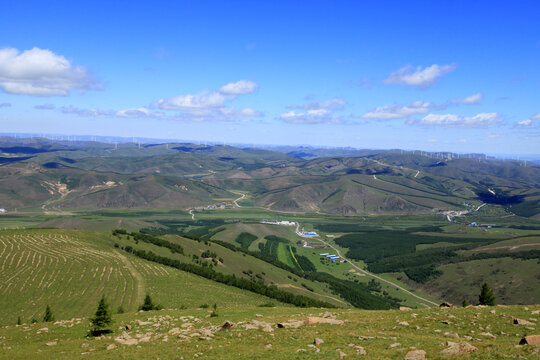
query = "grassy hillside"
xmin=0 ymin=304 xmax=538 ymax=359
xmin=0 ymin=229 xmax=275 ymax=326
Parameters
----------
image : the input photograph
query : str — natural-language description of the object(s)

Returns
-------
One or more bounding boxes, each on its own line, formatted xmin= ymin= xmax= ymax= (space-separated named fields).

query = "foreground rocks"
xmin=440 ymin=342 xmax=478 ymax=355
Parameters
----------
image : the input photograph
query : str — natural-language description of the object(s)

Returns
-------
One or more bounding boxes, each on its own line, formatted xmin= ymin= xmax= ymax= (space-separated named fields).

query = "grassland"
xmin=0 ymin=229 xmax=275 ymax=326
xmin=0 ymin=304 xmax=538 ymax=359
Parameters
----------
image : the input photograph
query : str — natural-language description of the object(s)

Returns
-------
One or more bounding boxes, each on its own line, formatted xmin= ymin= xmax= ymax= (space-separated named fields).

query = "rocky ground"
xmin=0 ymin=304 xmax=539 ymax=359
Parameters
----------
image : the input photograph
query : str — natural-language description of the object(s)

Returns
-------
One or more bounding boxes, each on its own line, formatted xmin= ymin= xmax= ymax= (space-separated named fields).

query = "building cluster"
xmin=190 ymin=202 xmax=234 ymax=211
xmin=319 ymin=253 xmax=345 ymax=263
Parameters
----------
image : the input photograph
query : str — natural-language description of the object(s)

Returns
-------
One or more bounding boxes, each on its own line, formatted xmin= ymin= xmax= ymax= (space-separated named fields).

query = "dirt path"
xmin=114 ymin=250 xmax=145 ymax=306
xmin=315 ymin=236 xmax=438 ymax=308
xmin=233 ymin=193 xmax=247 ymax=207
xmin=189 ymin=209 xmax=195 ymax=220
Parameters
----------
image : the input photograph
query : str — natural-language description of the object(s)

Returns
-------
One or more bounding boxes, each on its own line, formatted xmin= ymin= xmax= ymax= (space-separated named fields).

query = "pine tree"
xmin=16 ymin=316 xmax=21 ymax=325
xmin=478 ymin=282 xmax=496 ymax=306
xmin=43 ymin=305 xmax=54 ymax=322
xmin=139 ymin=294 xmax=162 ymax=311
xmin=90 ymin=296 xmax=113 ymax=336
xmin=462 ymin=298 xmax=468 ymax=307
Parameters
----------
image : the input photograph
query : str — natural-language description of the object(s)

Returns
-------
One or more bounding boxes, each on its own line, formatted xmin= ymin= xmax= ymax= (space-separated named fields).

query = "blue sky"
xmin=0 ymin=0 xmax=539 ymax=154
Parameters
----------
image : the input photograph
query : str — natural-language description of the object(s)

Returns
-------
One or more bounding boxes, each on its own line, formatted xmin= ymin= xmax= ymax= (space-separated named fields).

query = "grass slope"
xmin=0 ymin=229 xmax=272 ymax=326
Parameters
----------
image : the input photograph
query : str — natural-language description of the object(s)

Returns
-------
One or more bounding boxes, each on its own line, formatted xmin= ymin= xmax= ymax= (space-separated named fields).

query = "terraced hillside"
xmin=0 ymin=229 xmax=273 ymax=326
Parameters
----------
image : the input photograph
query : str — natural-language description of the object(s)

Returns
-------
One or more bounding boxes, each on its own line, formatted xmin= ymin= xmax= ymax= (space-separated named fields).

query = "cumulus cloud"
xmin=450 ymin=93 xmax=483 ymax=105
xmin=288 ymin=98 xmax=346 ymax=110
xmin=0 ymin=47 xmax=101 ymax=96
xmin=151 ymin=80 xmax=262 ymax=122
xmin=0 ymin=102 xmax=11 ymax=108
xmin=384 ymin=64 xmax=456 ymax=88
xmin=410 ymin=112 xmax=501 ymax=127
xmin=34 ymin=103 xmax=55 ymax=110
xmin=280 ymin=109 xmax=345 ymax=124
xmin=218 ymin=80 xmax=258 ymax=95
xmin=515 ymin=113 xmax=540 ymax=128
xmin=362 ymin=101 xmax=435 ymax=119
xmin=153 ymin=91 xmax=226 ymax=110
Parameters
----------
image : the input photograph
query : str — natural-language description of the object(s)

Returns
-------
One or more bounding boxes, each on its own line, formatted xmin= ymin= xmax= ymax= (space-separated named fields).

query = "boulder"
xmin=399 ymin=306 xmax=412 ymax=311
xmin=514 ymin=318 xmax=535 ymax=326
xmin=106 ymin=344 xmax=117 ymax=350
xmin=404 ymin=349 xmax=426 ymax=360
xmin=277 ymin=320 xmax=304 ymax=329
xmin=314 ymin=338 xmax=324 ymax=346
xmin=440 ymin=342 xmax=477 ymax=355
xmin=45 ymin=341 xmax=57 ymax=346
xmin=220 ymin=321 xmax=235 ymax=330
xmin=440 ymin=302 xmax=453 ymax=308
xmin=305 ymin=317 xmax=344 ymax=325
xmin=519 ymin=335 xmax=540 ymax=345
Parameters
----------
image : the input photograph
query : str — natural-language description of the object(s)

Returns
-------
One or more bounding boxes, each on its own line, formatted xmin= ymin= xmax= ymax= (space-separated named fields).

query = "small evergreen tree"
xmin=117 ymin=306 xmax=125 ymax=314
xmin=478 ymin=282 xmax=496 ymax=306
xmin=43 ymin=305 xmax=54 ymax=322
xmin=17 ymin=316 xmax=21 ymax=325
xmin=462 ymin=298 xmax=468 ymax=307
xmin=139 ymin=294 xmax=162 ymax=311
xmin=90 ymin=296 xmax=113 ymax=336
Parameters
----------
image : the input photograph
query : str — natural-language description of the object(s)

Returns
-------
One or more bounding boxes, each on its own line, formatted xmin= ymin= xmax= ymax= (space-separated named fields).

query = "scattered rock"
xmin=399 ymin=321 xmax=409 ymax=326
xmin=339 ymin=350 xmax=347 ymax=359
xmin=358 ymin=336 xmax=375 ymax=340
xmin=480 ymin=332 xmax=496 ymax=339
xmin=137 ymin=320 xmax=152 ymax=326
xmin=305 ymin=317 xmax=344 ymax=325
xmin=255 ymin=314 xmax=263 ymax=318
xmin=314 ymin=338 xmax=324 ymax=346
xmin=519 ymin=335 xmax=540 ymax=345
xmin=444 ymin=332 xmax=459 ymax=339
xmin=277 ymin=320 xmax=304 ymax=329
xmin=463 ymin=335 xmax=473 ymax=341
xmin=265 ymin=344 xmax=272 ymax=349
xmin=514 ymin=318 xmax=535 ymax=326
xmin=440 ymin=302 xmax=453 ymax=308
xmin=389 ymin=343 xmax=401 ymax=348
xmin=45 ymin=341 xmax=57 ymax=346
xmin=400 ymin=307 xmax=412 ymax=311
xmin=220 ymin=321 xmax=235 ymax=330
xmin=354 ymin=346 xmax=366 ymax=355
xmin=404 ymin=349 xmax=426 ymax=360
xmin=124 ymin=324 xmax=132 ymax=330
xmin=168 ymin=328 xmax=182 ymax=336
xmin=531 ymin=310 xmax=539 ymax=315
xmin=37 ymin=327 xmax=49 ymax=333
xmin=440 ymin=342 xmax=477 ymax=355
xmin=442 ymin=320 xmax=452 ymax=325
xmin=106 ymin=344 xmax=117 ymax=350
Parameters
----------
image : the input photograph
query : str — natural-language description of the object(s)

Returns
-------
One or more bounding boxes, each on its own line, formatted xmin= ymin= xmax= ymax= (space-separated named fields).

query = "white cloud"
xmin=61 ymin=106 xmax=113 ymax=117
xmin=450 ymin=93 xmax=483 ymax=105
xmin=220 ymin=107 xmax=263 ymax=118
xmin=218 ymin=80 xmax=258 ymax=95
xmin=0 ymin=47 xmax=100 ymax=96
xmin=280 ymin=109 xmax=346 ymax=124
xmin=384 ymin=64 xmax=456 ymax=88
xmin=411 ymin=112 xmax=501 ymax=127
xmin=116 ymin=107 xmax=164 ymax=118
xmin=153 ymin=91 xmax=226 ymax=110
xmin=362 ymin=101 xmax=434 ymax=119
xmin=34 ymin=103 xmax=55 ymax=110
xmin=515 ymin=113 xmax=540 ymax=128
xmin=0 ymin=102 xmax=11 ymax=108
xmin=288 ymin=98 xmax=346 ymax=110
